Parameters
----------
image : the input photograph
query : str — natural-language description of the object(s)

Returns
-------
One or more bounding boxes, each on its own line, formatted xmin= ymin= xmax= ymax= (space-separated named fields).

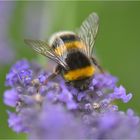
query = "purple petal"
xmin=7 ymin=111 xmax=29 ymax=133
xmin=4 ymin=89 xmax=19 ymax=107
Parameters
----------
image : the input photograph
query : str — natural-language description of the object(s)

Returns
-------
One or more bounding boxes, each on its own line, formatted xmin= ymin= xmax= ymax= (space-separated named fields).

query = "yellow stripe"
xmin=64 ymin=66 xmax=95 ymax=81
xmin=54 ymin=41 xmax=86 ymax=56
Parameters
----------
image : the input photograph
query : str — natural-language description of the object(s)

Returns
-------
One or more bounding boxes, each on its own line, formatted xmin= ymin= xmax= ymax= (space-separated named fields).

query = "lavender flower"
xmin=4 ymin=59 xmax=140 ymax=139
xmin=4 ymin=89 xmax=19 ymax=107
xmin=7 ymin=111 xmax=29 ymax=133
xmin=6 ymin=59 xmax=32 ymax=87
xmin=22 ymin=103 xmax=85 ymax=139
xmin=109 ymin=85 xmax=133 ymax=103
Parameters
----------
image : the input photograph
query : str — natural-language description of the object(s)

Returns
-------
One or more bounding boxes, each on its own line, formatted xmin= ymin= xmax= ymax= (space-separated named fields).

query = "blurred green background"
xmin=0 ymin=1 xmax=140 ymax=139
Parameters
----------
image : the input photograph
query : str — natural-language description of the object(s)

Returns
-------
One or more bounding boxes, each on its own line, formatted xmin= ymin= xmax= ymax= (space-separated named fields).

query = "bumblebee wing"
xmin=78 ymin=12 xmax=99 ymax=57
xmin=53 ymin=37 xmax=68 ymax=60
xmin=24 ymin=39 xmax=68 ymax=69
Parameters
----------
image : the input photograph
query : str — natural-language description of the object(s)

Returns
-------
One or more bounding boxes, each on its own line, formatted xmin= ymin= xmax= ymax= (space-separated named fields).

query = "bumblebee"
xmin=25 ymin=12 xmax=103 ymax=90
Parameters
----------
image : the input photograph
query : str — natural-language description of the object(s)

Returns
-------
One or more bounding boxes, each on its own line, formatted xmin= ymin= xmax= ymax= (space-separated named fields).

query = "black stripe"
xmin=61 ymin=34 xmax=80 ymax=42
xmin=52 ymin=34 xmax=80 ymax=49
xmin=65 ymin=50 xmax=91 ymax=70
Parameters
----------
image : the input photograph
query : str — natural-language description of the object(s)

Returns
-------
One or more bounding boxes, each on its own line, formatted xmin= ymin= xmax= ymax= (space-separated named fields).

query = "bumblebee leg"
xmin=44 ymin=65 xmax=62 ymax=85
xmin=36 ymin=65 xmax=62 ymax=93
xmin=91 ymin=57 xmax=104 ymax=73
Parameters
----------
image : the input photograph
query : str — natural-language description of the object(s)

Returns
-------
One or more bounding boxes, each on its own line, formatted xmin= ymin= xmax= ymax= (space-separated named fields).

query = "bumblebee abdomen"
xmin=64 ymin=66 xmax=95 ymax=81
xmin=65 ymin=51 xmax=90 ymax=69
xmin=64 ymin=51 xmax=95 ymax=81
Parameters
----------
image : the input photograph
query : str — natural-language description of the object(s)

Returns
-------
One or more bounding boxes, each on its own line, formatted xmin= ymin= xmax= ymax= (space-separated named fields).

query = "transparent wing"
xmin=24 ymin=39 xmax=68 ymax=69
xmin=78 ymin=12 xmax=99 ymax=57
xmin=54 ymin=37 xmax=68 ymax=61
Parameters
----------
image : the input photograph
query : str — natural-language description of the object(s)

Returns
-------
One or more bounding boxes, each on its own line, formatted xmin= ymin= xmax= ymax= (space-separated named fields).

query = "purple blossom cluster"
xmin=4 ymin=59 xmax=140 ymax=139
